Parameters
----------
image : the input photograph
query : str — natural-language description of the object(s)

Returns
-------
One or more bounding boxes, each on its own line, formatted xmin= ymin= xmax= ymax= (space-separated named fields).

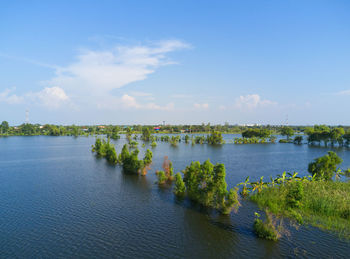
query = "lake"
xmin=0 ymin=135 xmax=349 ymax=258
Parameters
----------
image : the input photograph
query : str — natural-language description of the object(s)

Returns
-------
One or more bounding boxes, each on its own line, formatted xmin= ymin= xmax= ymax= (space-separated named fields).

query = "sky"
xmin=1 ymin=0 xmax=350 ymax=125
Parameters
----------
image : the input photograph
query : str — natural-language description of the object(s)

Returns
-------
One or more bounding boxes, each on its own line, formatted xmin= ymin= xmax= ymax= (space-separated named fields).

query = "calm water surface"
xmin=0 ymin=135 xmax=349 ymax=258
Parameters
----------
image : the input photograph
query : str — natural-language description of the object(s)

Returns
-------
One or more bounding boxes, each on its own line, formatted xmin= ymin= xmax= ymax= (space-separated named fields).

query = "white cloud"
xmin=0 ymin=88 xmax=23 ymax=104
xmin=194 ymin=103 xmax=209 ymax=110
xmin=235 ymin=94 xmax=276 ymax=109
xmin=121 ymin=94 xmax=140 ymax=108
xmin=27 ymin=86 xmax=69 ymax=109
xmin=45 ymin=40 xmax=189 ymax=98
xmin=2 ymin=40 xmax=189 ymax=112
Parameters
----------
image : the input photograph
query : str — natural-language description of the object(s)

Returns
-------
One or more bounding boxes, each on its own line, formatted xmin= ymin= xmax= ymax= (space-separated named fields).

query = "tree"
xmin=207 ymin=131 xmax=224 ymax=145
xmin=141 ymin=127 xmax=152 ymax=141
xmin=330 ymin=127 xmax=345 ymax=146
xmin=105 ymin=141 xmax=118 ymax=164
xmin=142 ymin=149 xmax=153 ymax=175
xmin=122 ymin=148 xmax=143 ymax=174
xmin=293 ymin=136 xmax=303 ymax=145
xmin=1 ymin=121 xmax=9 ymax=134
xmin=308 ymin=151 xmax=343 ymax=181
xmin=182 ymin=159 xmax=240 ymax=214
xmin=280 ymin=126 xmax=294 ymax=140
xmin=174 ymin=173 xmax=186 ymax=196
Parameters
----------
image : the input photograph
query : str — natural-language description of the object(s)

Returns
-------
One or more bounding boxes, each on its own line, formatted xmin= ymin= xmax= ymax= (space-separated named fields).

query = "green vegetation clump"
xmin=242 ymin=128 xmax=271 ymax=139
xmin=92 ymin=138 xmax=118 ymax=164
xmin=308 ymin=151 xmax=342 ymax=181
xmin=157 ymin=171 xmax=167 ymax=184
xmin=279 ymin=139 xmax=293 ymax=143
xmin=206 ymin=131 xmax=224 ymax=145
xmin=293 ymin=135 xmax=303 ymax=144
xmin=280 ymin=126 xmax=294 ymax=140
xmin=170 ymin=136 xmax=181 ymax=146
xmin=174 ymin=173 xmax=186 ymax=196
xmin=250 ymin=179 xmax=350 ymax=238
xmin=151 ymin=141 xmax=157 ymax=148
xmin=181 ymin=160 xmax=240 ymax=214
xmin=253 ymin=212 xmax=280 ymax=241
xmin=242 ymin=152 xmax=350 ymax=239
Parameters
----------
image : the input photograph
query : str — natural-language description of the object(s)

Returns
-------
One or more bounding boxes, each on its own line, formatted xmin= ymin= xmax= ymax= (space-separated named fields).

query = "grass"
xmin=250 ymin=180 xmax=350 ymax=239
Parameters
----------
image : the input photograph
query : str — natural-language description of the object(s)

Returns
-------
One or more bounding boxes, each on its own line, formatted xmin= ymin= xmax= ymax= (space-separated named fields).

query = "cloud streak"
xmin=235 ymin=94 xmax=277 ymax=109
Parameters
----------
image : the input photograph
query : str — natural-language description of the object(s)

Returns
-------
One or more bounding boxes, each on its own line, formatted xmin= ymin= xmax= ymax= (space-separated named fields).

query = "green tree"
xmin=1 ymin=121 xmax=9 ymax=134
xmin=207 ymin=131 xmax=224 ymax=145
xmin=174 ymin=173 xmax=186 ymax=196
xmin=281 ymin=126 xmax=294 ymax=140
xmin=293 ymin=136 xmax=303 ymax=145
xmin=308 ymin=151 xmax=343 ymax=181
xmin=141 ymin=127 xmax=152 ymax=141
xmin=330 ymin=127 xmax=345 ymax=146
xmin=157 ymin=171 xmax=167 ymax=184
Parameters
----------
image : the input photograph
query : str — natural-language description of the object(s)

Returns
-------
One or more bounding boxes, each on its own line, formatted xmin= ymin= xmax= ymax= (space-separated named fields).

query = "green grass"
xmin=250 ymin=180 xmax=350 ymax=238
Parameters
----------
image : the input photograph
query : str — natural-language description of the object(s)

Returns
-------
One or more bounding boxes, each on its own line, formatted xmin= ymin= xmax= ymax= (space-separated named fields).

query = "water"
xmin=0 ymin=135 xmax=349 ymax=258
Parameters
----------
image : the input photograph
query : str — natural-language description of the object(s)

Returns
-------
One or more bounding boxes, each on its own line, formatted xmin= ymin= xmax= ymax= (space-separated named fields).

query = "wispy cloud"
xmin=2 ymin=39 xmax=190 ymax=110
xmin=0 ymin=88 xmax=24 ymax=104
xmin=235 ymin=94 xmax=277 ymax=109
xmin=44 ymin=39 xmax=189 ymax=109
xmin=335 ymin=89 xmax=350 ymax=96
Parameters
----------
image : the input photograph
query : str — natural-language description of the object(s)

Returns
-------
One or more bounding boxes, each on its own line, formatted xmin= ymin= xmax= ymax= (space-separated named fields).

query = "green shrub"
xmin=286 ymin=181 xmax=304 ymax=208
xmin=157 ymin=171 xmax=167 ymax=185
xmin=174 ymin=173 xmax=186 ymax=196
xmin=253 ymin=212 xmax=279 ymax=241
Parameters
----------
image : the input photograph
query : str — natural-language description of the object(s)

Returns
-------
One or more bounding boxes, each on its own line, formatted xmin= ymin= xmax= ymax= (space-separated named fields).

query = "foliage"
xmin=92 ymin=138 xmax=118 ymax=164
xmin=170 ymin=136 xmax=181 ymax=146
xmin=250 ymin=174 xmax=350 ymax=238
xmin=242 ymin=128 xmax=271 ymax=139
xmin=308 ymin=151 xmax=343 ymax=181
xmin=280 ymin=126 xmax=294 ymax=140
xmin=206 ymin=131 xmax=224 ymax=145
xmin=293 ymin=135 xmax=303 ymax=144
xmin=253 ymin=212 xmax=280 ymax=241
xmin=141 ymin=127 xmax=152 ymax=141
xmin=151 ymin=141 xmax=157 ymax=148
xmin=174 ymin=173 xmax=186 ymax=196
xmin=181 ymin=160 xmax=240 ymax=214
xmin=279 ymin=139 xmax=292 ymax=143
xmin=286 ymin=181 xmax=304 ymax=208
xmin=157 ymin=171 xmax=167 ymax=184
xmin=142 ymin=149 xmax=153 ymax=176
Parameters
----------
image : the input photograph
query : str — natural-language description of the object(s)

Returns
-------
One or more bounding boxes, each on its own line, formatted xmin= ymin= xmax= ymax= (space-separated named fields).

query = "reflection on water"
xmin=0 ymin=136 xmax=349 ymax=258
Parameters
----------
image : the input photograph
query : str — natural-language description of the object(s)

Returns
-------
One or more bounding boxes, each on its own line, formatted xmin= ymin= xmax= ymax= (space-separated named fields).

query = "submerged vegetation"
xmin=92 ymin=138 xmax=153 ymax=175
xmin=242 ymin=152 xmax=350 ymax=240
xmin=90 ymin=136 xmax=350 ymax=240
xmin=180 ymin=160 xmax=240 ymax=214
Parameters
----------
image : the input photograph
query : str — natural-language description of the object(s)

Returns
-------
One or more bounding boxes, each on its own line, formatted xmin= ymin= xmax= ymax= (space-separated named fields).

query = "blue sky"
xmin=1 ymin=0 xmax=350 ymax=125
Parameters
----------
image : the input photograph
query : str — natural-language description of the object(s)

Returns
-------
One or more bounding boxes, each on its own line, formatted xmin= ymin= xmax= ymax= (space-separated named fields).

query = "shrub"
xmin=157 ymin=171 xmax=167 ymax=184
xmin=308 ymin=151 xmax=343 ymax=180
xmin=253 ymin=212 xmax=279 ymax=241
xmin=286 ymin=181 xmax=304 ymax=209
xmin=174 ymin=173 xmax=186 ymax=196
